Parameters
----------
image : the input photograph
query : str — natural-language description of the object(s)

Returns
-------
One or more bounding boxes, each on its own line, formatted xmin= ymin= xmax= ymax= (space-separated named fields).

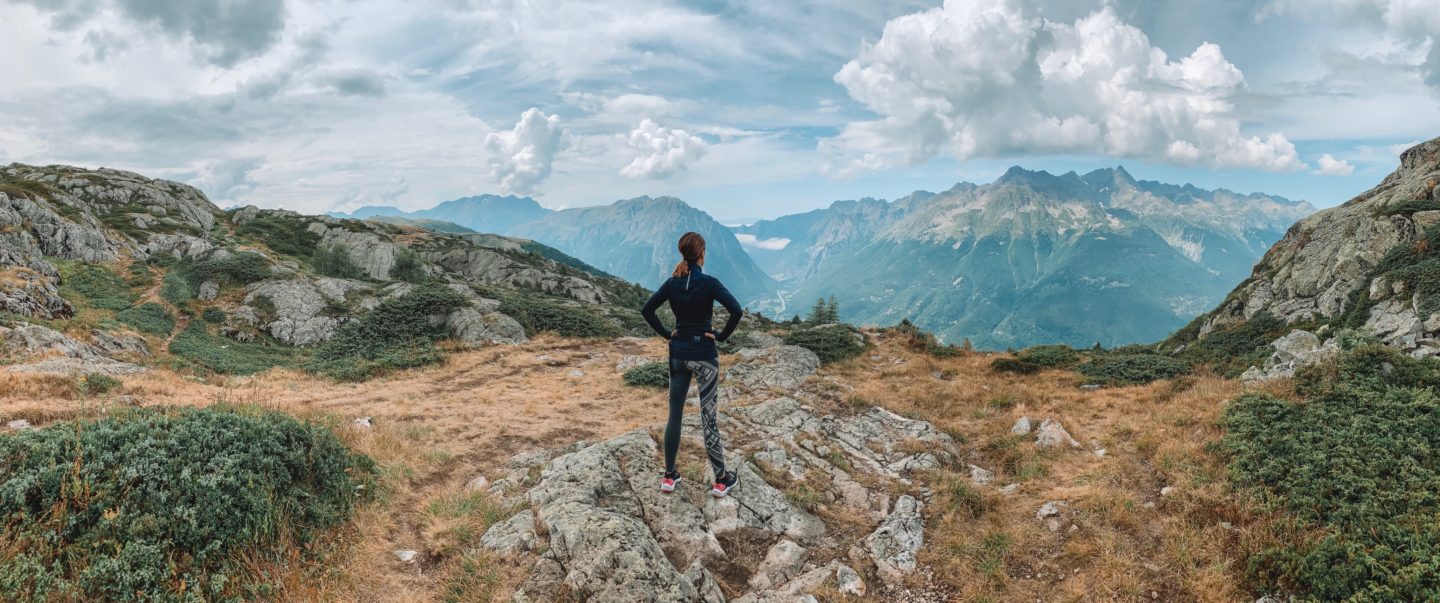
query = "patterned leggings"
xmin=664 ymin=358 xmax=726 ymax=478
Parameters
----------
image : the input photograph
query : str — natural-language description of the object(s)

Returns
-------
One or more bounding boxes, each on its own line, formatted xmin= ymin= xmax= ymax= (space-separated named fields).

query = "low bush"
xmin=313 ymin=244 xmax=364 ymax=280
xmin=1225 ymin=347 xmax=1440 ymax=600
xmin=168 ymin=322 xmax=300 ymax=376
xmin=1175 ymin=312 xmax=1289 ymax=377
xmin=891 ymin=319 xmax=965 ymax=357
xmin=783 ymin=324 xmax=863 ymax=364
xmin=115 ymin=302 xmax=174 ymax=335
xmin=1017 ymin=344 xmax=1079 ymax=369
xmin=0 ymin=406 xmax=374 ymax=602
xmin=497 ymin=292 xmax=619 ymax=338
xmin=623 ymin=361 xmax=669 ymax=388
xmin=58 ymin=263 xmax=137 ymax=311
xmin=234 ymin=212 xmax=321 ymax=259
xmin=78 ymin=372 xmax=121 ymax=395
xmin=202 ymin=307 xmax=227 ymax=323
xmin=159 ymin=271 xmax=195 ymax=305
xmin=309 ymin=284 xmax=469 ymax=381
xmin=175 ymin=252 xmax=272 ymax=289
xmin=990 ymin=357 xmax=1039 ymax=375
xmin=391 ymin=248 xmax=427 ymax=284
xmin=1077 ymin=352 xmax=1190 ymax=385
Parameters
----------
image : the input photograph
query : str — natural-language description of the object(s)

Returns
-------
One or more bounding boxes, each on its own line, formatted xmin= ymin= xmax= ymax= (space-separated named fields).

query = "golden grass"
xmin=0 ymin=329 xmax=1287 ymax=602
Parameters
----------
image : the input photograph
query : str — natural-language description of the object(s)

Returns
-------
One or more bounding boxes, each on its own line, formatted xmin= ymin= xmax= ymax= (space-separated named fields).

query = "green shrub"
xmin=176 ymin=252 xmax=273 ymax=289
xmin=783 ymin=325 xmax=863 ymax=364
xmin=78 ymin=373 xmax=122 ymax=395
xmin=1017 ymin=344 xmax=1079 ymax=369
xmin=115 ymin=302 xmax=174 ymax=335
xmin=202 ymin=307 xmax=227 ymax=323
xmin=168 ymin=323 xmax=300 ymax=376
xmin=623 ymin=361 xmax=669 ymax=388
xmin=990 ymin=357 xmax=1039 ymax=375
xmin=309 ymin=284 xmax=469 ymax=381
xmin=497 ymin=292 xmax=619 ymax=338
xmin=234 ymin=213 xmax=321 ymax=259
xmin=159 ymin=271 xmax=195 ymax=305
xmin=392 ymin=248 xmax=427 ymax=284
xmin=313 ymin=244 xmax=364 ymax=280
xmin=58 ymin=263 xmax=137 ymax=311
xmin=1175 ymin=313 xmax=1289 ymax=377
xmin=1077 ymin=352 xmax=1190 ymax=385
xmin=0 ymin=406 xmax=373 ymax=602
xmin=891 ymin=319 xmax=964 ymax=357
xmin=1225 ymin=347 xmax=1440 ymax=600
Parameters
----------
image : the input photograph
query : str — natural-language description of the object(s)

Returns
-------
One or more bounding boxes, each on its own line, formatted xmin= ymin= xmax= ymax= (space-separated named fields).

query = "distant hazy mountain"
xmin=331 ymin=194 xmax=550 ymax=235
xmin=775 ymin=166 xmax=1313 ymax=349
xmin=507 ymin=196 xmax=777 ymax=303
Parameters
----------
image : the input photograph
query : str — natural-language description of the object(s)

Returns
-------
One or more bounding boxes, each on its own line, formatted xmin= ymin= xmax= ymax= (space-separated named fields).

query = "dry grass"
xmin=832 ymin=331 xmax=1292 ymax=602
xmin=0 ymin=329 xmax=1288 ymax=601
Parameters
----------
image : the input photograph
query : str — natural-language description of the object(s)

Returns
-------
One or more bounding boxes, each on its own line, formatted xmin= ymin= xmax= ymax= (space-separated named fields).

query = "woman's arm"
xmin=640 ymin=281 xmax=672 ymax=339
xmin=712 ymin=281 xmax=744 ymax=342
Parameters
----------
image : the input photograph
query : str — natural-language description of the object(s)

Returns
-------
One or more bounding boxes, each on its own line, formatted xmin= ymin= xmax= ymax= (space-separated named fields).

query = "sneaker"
xmin=660 ymin=471 xmax=682 ymax=493
xmin=711 ymin=471 xmax=739 ymax=498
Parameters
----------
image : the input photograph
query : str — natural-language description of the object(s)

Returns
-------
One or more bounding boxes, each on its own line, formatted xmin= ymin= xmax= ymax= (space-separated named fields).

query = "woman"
xmin=641 ymin=231 xmax=743 ymax=497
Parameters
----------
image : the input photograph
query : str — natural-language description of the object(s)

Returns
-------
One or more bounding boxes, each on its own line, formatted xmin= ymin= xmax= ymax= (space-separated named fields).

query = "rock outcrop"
xmin=478 ymin=397 xmax=957 ymax=602
xmin=726 ymin=346 xmax=821 ymax=392
xmin=1186 ymin=137 xmax=1440 ymax=358
xmin=1240 ymin=329 xmax=1341 ymax=382
xmin=0 ymin=323 xmax=145 ymax=375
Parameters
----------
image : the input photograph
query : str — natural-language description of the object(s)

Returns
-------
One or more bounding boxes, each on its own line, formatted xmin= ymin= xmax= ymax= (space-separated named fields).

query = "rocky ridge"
xmin=472 ymin=340 xmax=958 ymax=602
xmin=1190 ymin=137 xmax=1440 ymax=361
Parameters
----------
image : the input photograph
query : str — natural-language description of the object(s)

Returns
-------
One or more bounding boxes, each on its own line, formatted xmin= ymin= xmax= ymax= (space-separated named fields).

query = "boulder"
xmin=1035 ymin=418 xmax=1080 ymax=449
xmin=747 ymin=539 xmax=809 ymax=591
xmin=1011 ymin=415 xmax=1032 ymax=435
xmin=90 ymin=329 xmax=149 ymax=357
xmin=726 ymin=345 xmax=820 ymax=391
xmin=1241 ymin=329 xmax=1341 ymax=382
xmin=244 ymin=279 xmax=345 ymax=346
xmin=446 ymin=306 xmax=527 ymax=346
xmin=968 ymin=464 xmax=994 ymax=486
xmin=864 ymin=495 xmax=924 ymax=585
xmin=197 ymin=280 xmax=220 ymax=301
xmin=479 ymin=509 xmax=538 ymax=555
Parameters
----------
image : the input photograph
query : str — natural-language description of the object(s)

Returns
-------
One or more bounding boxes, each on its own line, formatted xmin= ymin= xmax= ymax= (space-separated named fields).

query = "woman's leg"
xmin=685 ymin=359 xmax=726 ymax=478
xmin=663 ymin=358 xmax=690 ymax=473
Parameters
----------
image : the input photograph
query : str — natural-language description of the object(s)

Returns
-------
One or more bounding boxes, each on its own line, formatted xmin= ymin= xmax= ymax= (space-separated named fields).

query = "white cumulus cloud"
xmin=735 ymin=233 xmax=791 ymax=251
xmin=1265 ymin=0 xmax=1440 ymax=87
xmin=1314 ymin=153 xmax=1356 ymax=176
xmin=484 ymin=108 xmax=566 ymax=194
xmin=620 ymin=119 xmax=707 ymax=179
xmin=825 ymin=0 xmax=1306 ymax=175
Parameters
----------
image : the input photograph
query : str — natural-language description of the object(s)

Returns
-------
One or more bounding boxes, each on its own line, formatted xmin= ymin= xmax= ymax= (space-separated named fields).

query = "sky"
xmin=2 ymin=0 xmax=1439 ymax=222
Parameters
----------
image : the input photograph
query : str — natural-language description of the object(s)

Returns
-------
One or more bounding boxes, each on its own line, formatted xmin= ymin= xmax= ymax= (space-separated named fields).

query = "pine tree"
xmin=825 ymin=295 xmax=840 ymax=323
xmin=961 ymin=338 xmax=974 ymax=353
xmin=808 ymin=298 xmax=828 ymax=323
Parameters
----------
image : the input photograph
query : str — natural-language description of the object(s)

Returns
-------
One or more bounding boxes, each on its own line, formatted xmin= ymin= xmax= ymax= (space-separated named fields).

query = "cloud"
xmin=324 ymin=69 xmax=388 ymax=97
xmin=735 ymin=233 xmax=792 ymax=251
xmin=484 ymin=108 xmax=566 ymax=194
xmin=619 ymin=119 xmax=707 ymax=179
xmin=192 ymin=156 xmax=264 ymax=206
xmin=1264 ymin=0 xmax=1440 ymax=87
xmin=15 ymin=0 xmax=288 ymax=67
xmin=1313 ymin=153 xmax=1356 ymax=176
xmin=825 ymin=0 xmax=1306 ymax=175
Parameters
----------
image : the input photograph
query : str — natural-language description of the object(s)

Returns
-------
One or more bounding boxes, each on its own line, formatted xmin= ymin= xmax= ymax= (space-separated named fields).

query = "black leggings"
xmin=664 ymin=358 xmax=726 ymax=477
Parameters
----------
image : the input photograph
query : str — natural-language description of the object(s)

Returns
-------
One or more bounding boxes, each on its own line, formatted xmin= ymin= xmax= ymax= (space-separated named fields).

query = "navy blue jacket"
xmin=641 ymin=262 xmax=743 ymax=361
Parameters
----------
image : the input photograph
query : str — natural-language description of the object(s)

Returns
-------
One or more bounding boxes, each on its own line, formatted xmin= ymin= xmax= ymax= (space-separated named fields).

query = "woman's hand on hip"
xmin=704 ymin=332 xmax=716 ymax=340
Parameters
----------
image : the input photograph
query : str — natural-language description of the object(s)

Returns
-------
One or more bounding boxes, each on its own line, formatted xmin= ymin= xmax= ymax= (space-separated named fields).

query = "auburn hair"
xmin=673 ymin=232 xmax=706 ymax=277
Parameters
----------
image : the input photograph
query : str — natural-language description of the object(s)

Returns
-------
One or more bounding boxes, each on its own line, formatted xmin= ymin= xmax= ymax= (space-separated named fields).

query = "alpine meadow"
xmin=2 ymin=1 xmax=1439 ymax=602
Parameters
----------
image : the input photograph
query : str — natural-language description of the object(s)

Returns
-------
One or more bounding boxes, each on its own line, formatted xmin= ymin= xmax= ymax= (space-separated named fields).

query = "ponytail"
xmin=673 ymin=232 xmax=705 ymax=278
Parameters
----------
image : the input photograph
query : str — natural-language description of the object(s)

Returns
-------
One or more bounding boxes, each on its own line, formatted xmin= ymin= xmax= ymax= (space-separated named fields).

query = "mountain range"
xmin=335 ymin=166 xmax=1314 ymax=349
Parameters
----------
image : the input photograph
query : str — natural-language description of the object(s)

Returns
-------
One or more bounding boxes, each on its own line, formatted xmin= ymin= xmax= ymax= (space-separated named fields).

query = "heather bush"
xmin=783 ymin=324 xmax=863 ymax=364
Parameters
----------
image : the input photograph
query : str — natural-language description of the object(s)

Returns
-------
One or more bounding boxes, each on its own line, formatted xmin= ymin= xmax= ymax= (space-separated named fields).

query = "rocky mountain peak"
xmin=1184 ymin=134 xmax=1440 ymax=359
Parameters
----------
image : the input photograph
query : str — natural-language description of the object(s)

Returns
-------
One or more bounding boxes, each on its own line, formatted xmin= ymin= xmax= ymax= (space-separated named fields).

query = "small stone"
xmin=999 ymin=483 xmax=1020 ymax=495
xmin=1160 ymin=486 xmax=1177 ymax=497
xmin=353 ymin=416 xmax=373 ymax=429
xmin=6 ymin=419 xmax=34 ymax=431
xmin=568 ymin=369 xmax=584 ymax=377
xmin=1011 ymin=416 xmax=1032 ymax=435
xmin=968 ymin=464 xmax=994 ymax=486
xmin=536 ymin=354 xmax=551 ymax=361
xmin=1036 ymin=500 xmax=1066 ymax=520
xmin=1143 ymin=501 xmax=1157 ymax=509
xmin=465 ymin=475 xmax=489 ymax=491
xmin=1035 ymin=418 xmax=1080 ymax=448
xmin=394 ymin=549 xmax=418 ymax=563
xmin=836 ymin=563 xmax=866 ymax=596
xmin=1079 ymin=384 xmax=1102 ymax=391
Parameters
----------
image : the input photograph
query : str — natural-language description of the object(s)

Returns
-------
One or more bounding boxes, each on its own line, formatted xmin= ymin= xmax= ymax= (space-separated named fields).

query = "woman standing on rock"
xmin=641 ymin=231 xmax=744 ymax=497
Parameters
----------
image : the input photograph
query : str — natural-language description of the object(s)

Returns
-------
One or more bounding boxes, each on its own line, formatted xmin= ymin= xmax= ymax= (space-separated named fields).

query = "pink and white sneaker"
xmin=711 ymin=471 xmax=739 ymax=498
xmin=660 ymin=471 xmax=682 ymax=493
